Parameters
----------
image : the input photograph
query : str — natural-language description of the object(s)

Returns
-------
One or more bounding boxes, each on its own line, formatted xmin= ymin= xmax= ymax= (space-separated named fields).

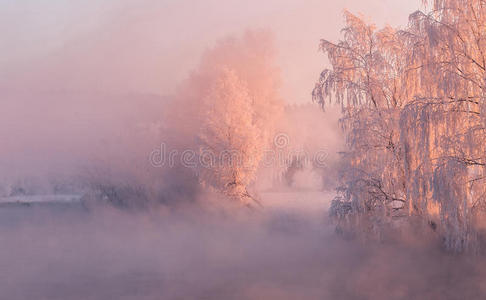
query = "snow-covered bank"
xmin=0 ymin=195 xmax=82 ymax=205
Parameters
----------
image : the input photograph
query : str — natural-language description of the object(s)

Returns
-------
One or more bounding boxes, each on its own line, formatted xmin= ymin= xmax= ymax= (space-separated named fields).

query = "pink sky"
xmin=0 ymin=0 xmax=420 ymax=103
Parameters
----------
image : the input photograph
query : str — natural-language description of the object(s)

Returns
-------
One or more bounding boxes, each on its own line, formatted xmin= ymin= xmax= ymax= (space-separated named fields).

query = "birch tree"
xmin=316 ymin=1 xmax=486 ymax=252
xmin=166 ymin=31 xmax=283 ymax=207
xmin=314 ymin=11 xmax=410 ymax=239
xmin=197 ymin=68 xmax=264 ymax=206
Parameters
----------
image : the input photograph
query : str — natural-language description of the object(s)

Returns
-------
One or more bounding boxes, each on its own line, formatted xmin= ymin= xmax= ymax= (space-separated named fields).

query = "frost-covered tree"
xmin=315 ymin=1 xmax=486 ymax=252
xmin=400 ymin=0 xmax=486 ymax=251
xmin=165 ymin=31 xmax=283 ymax=207
xmin=313 ymin=11 xmax=410 ymax=239
xmin=197 ymin=68 xmax=265 ymax=206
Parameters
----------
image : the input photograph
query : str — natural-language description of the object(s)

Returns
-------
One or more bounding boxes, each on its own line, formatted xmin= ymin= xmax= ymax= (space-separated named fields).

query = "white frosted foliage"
xmin=316 ymin=1 xmax=486 ymax=252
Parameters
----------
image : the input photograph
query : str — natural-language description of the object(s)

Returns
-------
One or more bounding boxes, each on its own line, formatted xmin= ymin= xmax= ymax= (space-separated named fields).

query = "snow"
xmin=0 ymin=194 xmax=82 ymax=205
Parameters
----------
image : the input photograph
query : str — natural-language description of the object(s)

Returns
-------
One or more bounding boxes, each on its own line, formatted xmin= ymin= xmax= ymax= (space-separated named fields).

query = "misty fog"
xmin=2 ymin=196 xmax=486 ymax=300
xmin=2 ymin=0 xmax=486 ymax=299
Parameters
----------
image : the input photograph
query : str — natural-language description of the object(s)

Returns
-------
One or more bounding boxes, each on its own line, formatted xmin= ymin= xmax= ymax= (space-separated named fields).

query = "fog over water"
xmin=1 ymin=193 xmax=486 ymax=300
